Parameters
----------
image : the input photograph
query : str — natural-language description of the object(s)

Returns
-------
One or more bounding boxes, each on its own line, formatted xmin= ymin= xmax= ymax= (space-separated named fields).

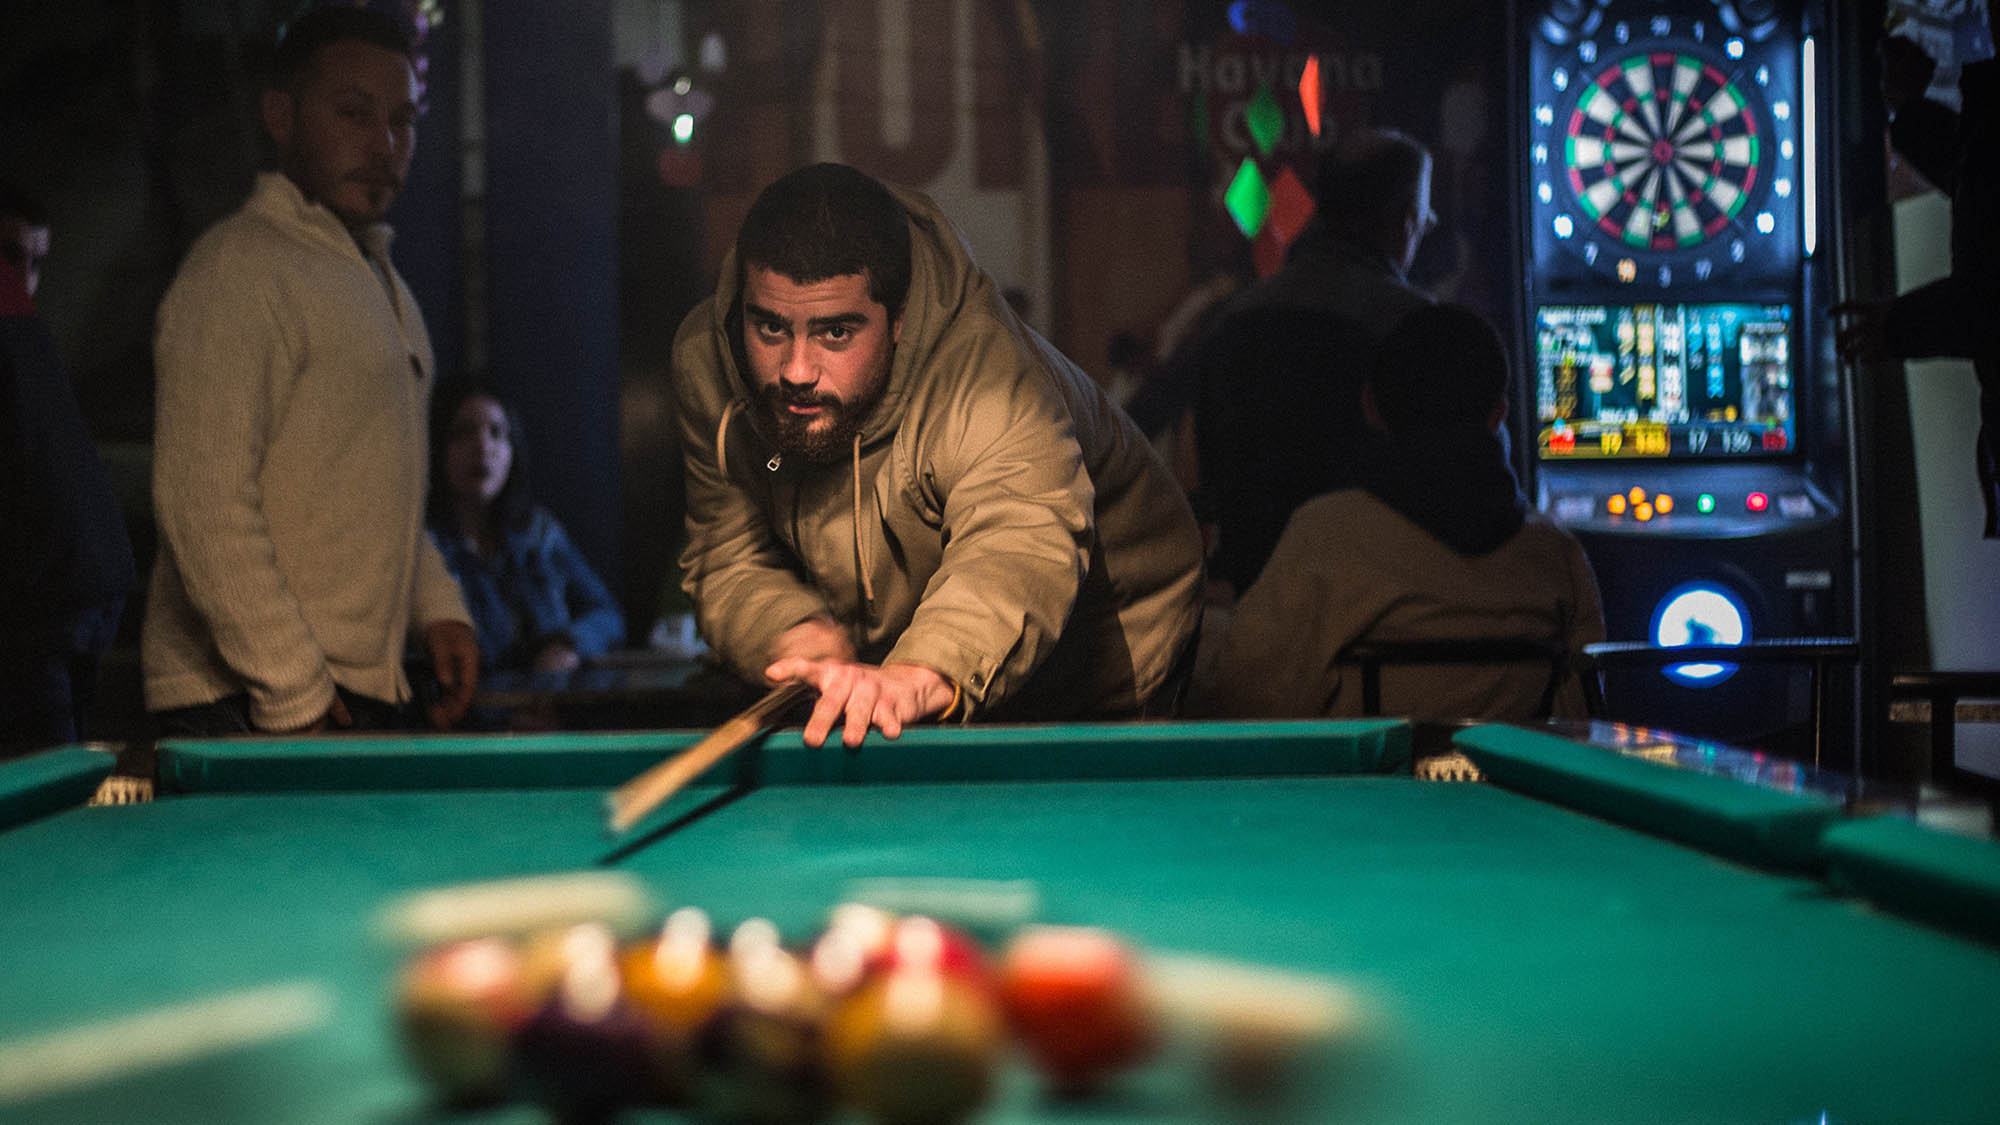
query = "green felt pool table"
xmin=3 ymin=719 xmax=1999 ymax=1124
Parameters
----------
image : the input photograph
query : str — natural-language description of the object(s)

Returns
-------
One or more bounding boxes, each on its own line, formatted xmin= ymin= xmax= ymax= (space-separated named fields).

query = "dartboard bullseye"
xmin=1565 ymin=53 xmax=1761 ymax=252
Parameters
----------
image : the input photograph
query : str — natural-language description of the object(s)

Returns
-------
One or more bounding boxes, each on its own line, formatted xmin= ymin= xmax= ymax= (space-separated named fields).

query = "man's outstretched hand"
xmin=763 ymin=656 xmax=955 ymax=748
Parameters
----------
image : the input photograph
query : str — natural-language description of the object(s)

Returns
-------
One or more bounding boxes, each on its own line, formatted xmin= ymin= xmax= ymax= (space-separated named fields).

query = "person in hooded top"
xmin=1195 ymin=303 xmax=1604 ymax=721
xmin=673 ymin=162 xmax=1204 ymax=748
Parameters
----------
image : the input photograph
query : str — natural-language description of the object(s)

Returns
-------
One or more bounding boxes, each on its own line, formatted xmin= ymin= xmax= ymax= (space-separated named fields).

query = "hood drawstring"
xmin=853 ymin=431 xmax=875 ymax=608
xmin=717 ymin=399 xmax=875 ymax=612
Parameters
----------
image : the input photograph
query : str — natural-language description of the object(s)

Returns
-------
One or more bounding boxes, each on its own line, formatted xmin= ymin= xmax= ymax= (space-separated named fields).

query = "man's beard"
xmin=763 ymin=383 xmax=882 ymax=464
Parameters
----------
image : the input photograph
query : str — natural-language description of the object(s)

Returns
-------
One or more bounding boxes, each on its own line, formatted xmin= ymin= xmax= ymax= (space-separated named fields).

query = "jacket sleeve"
xmin=541 ymin=518 xmax=625 ymax=658
xmin=674 ymin=310 xmax=833 ymax=683
xmin=409 ymin=530 xmax=473 ymax=634
xmin=883 ymin=362 xmax=1094 ymax=707
xmin=152 ymin=254 xmax=336 ymax=730
xmin=1198 ymin=504 xmax=1355 ymax=718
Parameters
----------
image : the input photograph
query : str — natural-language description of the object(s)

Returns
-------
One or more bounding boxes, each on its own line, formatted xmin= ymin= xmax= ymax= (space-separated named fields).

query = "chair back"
xmin=1334 ymin=636 xmax=1591 ymax=719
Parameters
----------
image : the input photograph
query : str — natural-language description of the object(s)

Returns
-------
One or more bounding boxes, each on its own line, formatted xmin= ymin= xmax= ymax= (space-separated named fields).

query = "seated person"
xmin=429 ymin=381 xmax=625 ymax=674
xmin=674 ymin=163 xmax=1204 ymax=748
xmin=1193 ymin=129 xmax=1438 ymax=596
xmin=1196 ymin=303 xmax=1605 ymax=721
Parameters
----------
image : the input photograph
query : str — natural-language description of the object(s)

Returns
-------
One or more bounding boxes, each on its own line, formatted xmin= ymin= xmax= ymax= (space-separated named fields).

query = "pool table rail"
xmin=148 ymin=718 xmax=1413 ymax=796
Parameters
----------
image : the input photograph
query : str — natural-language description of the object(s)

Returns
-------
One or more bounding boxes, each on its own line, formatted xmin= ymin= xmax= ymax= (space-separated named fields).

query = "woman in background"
xmin=430 ymin=381 xmax=625 ymax=673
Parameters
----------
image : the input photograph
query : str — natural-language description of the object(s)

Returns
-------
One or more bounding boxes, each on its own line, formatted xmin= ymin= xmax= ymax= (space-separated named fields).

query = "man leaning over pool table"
xmin=673 ymin=163 xmax=1204 ymax=748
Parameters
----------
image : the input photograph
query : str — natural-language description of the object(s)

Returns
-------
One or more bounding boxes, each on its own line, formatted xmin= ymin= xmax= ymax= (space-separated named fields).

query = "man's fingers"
xmin=803 ymin=682 xmax=846 ymax=748
xmin=842 ymin=680 xmax=880 ymax=749
xmin=876 ymin=701 xmax=905 ymax=740
xmin=764 ymin=658 xmax=818 ymax=686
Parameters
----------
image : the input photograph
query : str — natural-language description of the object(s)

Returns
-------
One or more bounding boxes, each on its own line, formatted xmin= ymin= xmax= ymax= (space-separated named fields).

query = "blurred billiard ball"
xmin=393 ymin=936 xmax=531 ymax=1106
xmin=999 ymin=925 xmax=1158 ymax=1095
xmin=692 ymin=919 xmax=836 ymax=1124
xmin=824 ymin=964 xmax=1005 ymax=1125
xmin=620 ymin=906 xmax=729 ymax=1104
xmin=511 ymin=924 xmax=653 ymax=1123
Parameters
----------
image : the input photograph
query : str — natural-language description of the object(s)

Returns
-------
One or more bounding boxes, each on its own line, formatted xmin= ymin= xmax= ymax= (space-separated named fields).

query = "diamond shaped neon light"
xmin=1224 ymin=159 xmax=1272 ymax=237
xmin=1266 ymin=164 xmax=1313 ymax=247
xmin=1245 ymin=83 xmax=1283 ymax=157
xmin=1298 ymin=56 xmax=1322 ymax=138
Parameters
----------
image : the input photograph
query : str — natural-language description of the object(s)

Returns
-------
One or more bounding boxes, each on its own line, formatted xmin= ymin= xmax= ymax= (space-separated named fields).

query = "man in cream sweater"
xmin=144 ymin=6 xmax=476 ymax=735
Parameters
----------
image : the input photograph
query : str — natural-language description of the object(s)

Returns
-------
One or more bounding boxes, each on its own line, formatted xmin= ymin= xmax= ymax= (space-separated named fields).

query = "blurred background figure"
xmin=1194 ymin=304 xmax=1603 ymax=721
xmin=0 ymin=182 xmax=52 ymax=299
xmin=0 ymin=181 xmax=134 ymax=756
xmin=1835 ymin=32 xmax=2000 ymax=536
xmin=430 ymin=380 xmax=626 ymax=675
xmin=1194 ymin=129 xmax=1440 ymax=598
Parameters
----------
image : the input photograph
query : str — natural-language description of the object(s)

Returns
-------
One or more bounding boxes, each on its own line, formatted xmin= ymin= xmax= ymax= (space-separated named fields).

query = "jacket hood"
xmin=702 ymin=183 xmax=1009 ymax=452
xmin=1351 ymin=424 xmax=1527 ymax=557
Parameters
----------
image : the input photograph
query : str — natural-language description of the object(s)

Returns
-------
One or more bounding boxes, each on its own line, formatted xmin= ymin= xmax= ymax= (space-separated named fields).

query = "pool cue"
xmin=604 ymin=680 xmax=812 ymax=835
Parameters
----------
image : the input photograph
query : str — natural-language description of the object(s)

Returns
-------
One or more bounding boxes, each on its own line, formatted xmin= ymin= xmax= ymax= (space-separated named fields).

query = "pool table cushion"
xmin=1452 ymin=724 xmax=1842 ymax=870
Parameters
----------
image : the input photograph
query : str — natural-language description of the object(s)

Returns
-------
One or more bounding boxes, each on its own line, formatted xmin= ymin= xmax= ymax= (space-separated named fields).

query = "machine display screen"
xmin=1534 ymin=302 xmax=1795 ymax=460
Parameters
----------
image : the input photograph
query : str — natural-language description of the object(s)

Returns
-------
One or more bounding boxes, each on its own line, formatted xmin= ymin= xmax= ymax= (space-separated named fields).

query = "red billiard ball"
xmin=998 ymin=925 xmax=1159 ymax=1095
xmin=868 ymin=916 xmax=993 ymax=989
xmin=394 ymin=936 xmax=532 ymax=1106
xmin=824 ymin=965 xmax=1006 ymax=1125
xmin=619 ymin=907 xmax=729 ymax=1104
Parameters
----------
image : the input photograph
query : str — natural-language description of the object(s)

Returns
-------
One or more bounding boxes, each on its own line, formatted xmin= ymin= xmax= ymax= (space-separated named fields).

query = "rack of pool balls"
xmin=389 ymin=897 xmax=1359 ymax=1123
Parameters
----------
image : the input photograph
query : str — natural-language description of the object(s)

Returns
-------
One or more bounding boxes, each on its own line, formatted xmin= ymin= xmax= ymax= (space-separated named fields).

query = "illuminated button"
xmin=1655 ymin=494 xmax=1675 ymax=514
xmin=1627 ymin=486 xmax=1646 ymax=504
xmin=1606 ymin=494 xmax=1628 ymax=515
xmin=1652 ymin=583 xmax=1749 ymax=687
xmin=1778 ymin=494 xmax=1814 ymax=518
xmin=1696 ymin=493 xmax=1717 ymax=514
xmin=1745 ymin=492 xmax=1770 ymax=513
xmin=1634 ymin=502 xmax=1655 ymax=521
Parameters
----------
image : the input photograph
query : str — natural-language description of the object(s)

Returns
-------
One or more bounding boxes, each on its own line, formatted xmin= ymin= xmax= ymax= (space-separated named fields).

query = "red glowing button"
xmin=1745 ymin=492 xmax=1770 ymax=513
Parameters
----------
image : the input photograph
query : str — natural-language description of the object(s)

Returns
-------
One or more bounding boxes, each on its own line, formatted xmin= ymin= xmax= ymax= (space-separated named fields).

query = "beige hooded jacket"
xmin=673 ymin=186 xmax=1203 ymax=719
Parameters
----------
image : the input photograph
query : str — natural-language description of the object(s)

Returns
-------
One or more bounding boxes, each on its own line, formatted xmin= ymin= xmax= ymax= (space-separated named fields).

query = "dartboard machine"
xmin=1517 ymin=0 xmax=1857 ymax=759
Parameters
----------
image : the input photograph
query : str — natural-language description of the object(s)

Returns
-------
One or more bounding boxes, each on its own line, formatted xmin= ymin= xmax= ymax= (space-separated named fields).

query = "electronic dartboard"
xmin=1528 ymin=8 xmax=1801 ymax=293
xmin=1515 ymin=0 xmax=1865 ymax=761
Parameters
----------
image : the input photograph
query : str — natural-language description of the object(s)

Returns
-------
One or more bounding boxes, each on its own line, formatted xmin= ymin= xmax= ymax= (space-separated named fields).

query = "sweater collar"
xmin=249 ymin=171 xmax=396 ymax=262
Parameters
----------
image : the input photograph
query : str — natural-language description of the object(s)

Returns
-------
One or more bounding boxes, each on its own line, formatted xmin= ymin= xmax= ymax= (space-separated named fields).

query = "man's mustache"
xmin=769 ymin=386 xmax=840 ymax=410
